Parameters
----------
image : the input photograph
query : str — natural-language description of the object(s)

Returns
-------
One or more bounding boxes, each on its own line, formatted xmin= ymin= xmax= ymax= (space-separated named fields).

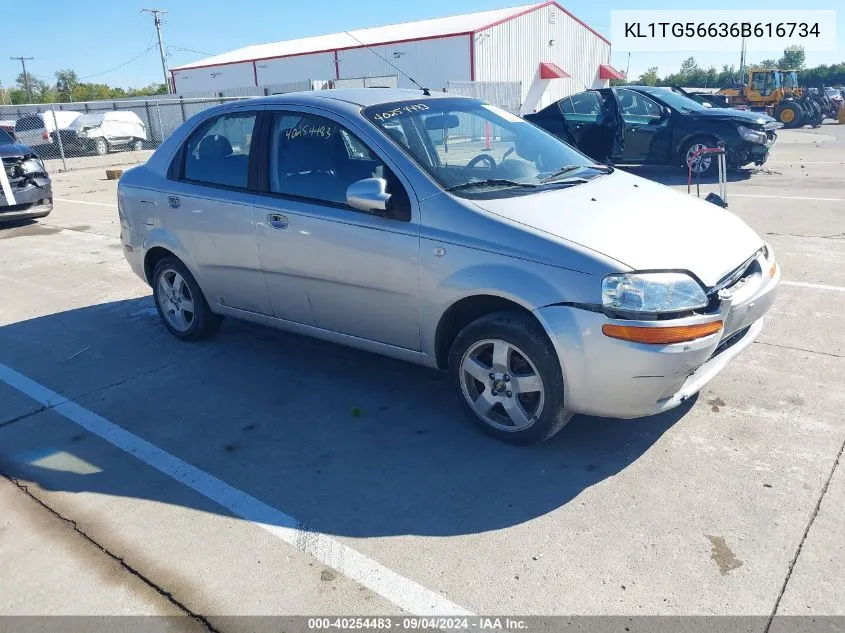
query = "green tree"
xmin=55 ymin=69 xmax=79 ymax=102
xmin=750 ymin=59 xmax=778 ymax=70
xmin=636 ymin=67 xmax=659 ymax=86
xmin=778 ymin=46 xmax=805 ymax=70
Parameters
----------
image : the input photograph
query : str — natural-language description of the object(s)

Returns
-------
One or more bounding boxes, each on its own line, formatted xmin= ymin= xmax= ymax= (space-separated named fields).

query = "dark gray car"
xmin=0 ymin=128 xmax=53 ymax=224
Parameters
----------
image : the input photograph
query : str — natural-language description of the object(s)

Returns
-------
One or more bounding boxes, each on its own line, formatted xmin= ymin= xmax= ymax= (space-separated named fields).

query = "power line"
xmin=10 ymin=56 xmax=34 ymax=101
xmin=142 ymin=9 xmax=172 ymax=93
xmin=167 ymin=45 xmax=216 ymax=57
xmin=78 ymin=43 xmax=157 ymax=80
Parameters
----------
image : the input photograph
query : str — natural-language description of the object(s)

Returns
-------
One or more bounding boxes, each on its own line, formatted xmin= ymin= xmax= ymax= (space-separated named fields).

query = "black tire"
xmin=774 ymin=101 xmax=804 ymax=128
xmin=152 ymin=256 xmax=222 ymax=341
xmin=680 ymin=136 xmax=718 ymax=176
xmin=94 ymin=137 xmax=109 ymax=155
xmin=447 ymin=311 xmax=573 ymax=445
xmin=131 ymin=138 xmax=143 ymax=151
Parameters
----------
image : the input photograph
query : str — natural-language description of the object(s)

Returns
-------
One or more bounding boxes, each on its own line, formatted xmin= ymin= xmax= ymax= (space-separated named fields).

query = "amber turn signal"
xmin=602 ymin=321 xmax=723 ymax=344
xmin=769 ymin=261 xmax=778 ymax=277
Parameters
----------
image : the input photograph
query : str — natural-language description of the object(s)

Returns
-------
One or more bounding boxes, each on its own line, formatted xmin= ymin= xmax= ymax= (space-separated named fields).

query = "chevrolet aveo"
xmin=118 ymin=89 xmax=780 ymax=444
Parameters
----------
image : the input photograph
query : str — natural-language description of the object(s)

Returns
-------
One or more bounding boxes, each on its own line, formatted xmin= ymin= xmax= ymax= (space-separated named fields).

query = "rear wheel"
xmin=448 ymin=311 xmax=573 ymax=445
xmin=774 ymin=101 xmax=803 ymax=128
xmin=94 ymin=137 xmax=109 ymax=155
xmin=152 ymin=257 xmax=222 ymax=341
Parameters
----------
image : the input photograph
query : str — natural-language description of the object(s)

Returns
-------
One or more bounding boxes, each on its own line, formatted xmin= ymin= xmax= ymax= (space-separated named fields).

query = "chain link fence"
xmin=0 ymin=96 xmax=253 ymax=173
xmin=0 ymin=79 xmax=519 ymax=173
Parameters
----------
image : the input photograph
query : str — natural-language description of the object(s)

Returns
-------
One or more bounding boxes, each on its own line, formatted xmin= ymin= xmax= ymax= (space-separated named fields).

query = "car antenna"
xmin=343 ymin=31 xmax=431 ymax=96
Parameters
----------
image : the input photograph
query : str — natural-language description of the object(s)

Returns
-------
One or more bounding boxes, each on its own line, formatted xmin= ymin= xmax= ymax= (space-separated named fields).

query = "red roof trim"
xmin=174 ymin=32 xmax=474 ymax=72
xmin=474 ymin=1 xmax=610 ymax=46
xmin=539 ymin=62 xmax=569 ymax=79
xmin=599 ymin=64 xmax=625 ymax=80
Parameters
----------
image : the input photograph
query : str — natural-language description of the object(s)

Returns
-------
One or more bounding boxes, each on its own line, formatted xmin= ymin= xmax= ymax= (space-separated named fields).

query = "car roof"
xmin=237 ymin=88 xmax=461 ymax=109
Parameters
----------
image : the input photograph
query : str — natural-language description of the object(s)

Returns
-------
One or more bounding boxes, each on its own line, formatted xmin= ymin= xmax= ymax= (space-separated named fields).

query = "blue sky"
xmin=1 ymin=0 xmax=841 ymax=92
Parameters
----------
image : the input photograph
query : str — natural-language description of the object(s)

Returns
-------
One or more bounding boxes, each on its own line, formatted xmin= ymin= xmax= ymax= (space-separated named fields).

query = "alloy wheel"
xmin=156 ymin=269 xmax=195 ymax=333
xmin=459 ymin=338 xmax=545 ymax=432
xmin=686 ymin=143 xmax=712 ymax=174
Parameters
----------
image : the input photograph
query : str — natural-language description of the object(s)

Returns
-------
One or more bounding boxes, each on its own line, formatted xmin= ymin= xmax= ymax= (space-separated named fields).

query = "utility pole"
xmin=142 ymin=9 xmax=172 ymax=93
xmin=10 ymin=56 xmax=34 ymax=102
xmin=738 ymin=37 xmax=747 ymax=83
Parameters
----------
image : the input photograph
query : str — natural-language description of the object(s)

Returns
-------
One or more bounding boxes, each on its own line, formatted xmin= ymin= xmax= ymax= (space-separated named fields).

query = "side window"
xmin=561 ymin=92 xmax=601 ymax=122
xmin=617 ymin=89 xmax=662 ymax=120
xmin=183 ymin=112 xmax=256 ymax=188
xmin=269 ymin=112 xmax=409 ymax=217
xmin=558 ymin=98 xmax=574 ymax=114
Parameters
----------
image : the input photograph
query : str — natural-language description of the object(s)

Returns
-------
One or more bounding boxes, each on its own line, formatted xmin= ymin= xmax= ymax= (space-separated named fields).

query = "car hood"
xmin=0 ymin=143 xmax=36 ymax=159
xmin=470 ymin=170 xmax=763 ymax=287
xmin=687 ymin=107 xmax=779 ymax=128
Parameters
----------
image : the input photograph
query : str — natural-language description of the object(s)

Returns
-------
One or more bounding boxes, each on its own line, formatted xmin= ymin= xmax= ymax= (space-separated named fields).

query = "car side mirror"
xmin=347 ymin=177 xmax=391 ymax=214
xmin=661 ymin=106 xmax=672 ymax=118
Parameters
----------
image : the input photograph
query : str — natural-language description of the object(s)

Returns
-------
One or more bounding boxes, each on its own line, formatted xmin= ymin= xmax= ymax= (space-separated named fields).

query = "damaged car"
xmin=0 ymin=127 xmax=53 ymax=224
xmin=119 ymin=89 xmax=780 ymax=445
xmin=525 ymin=86 xmax=781 ymax=175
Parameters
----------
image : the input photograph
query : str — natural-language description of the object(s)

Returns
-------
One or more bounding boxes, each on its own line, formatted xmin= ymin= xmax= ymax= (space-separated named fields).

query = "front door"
xmin=254 ymin=109 xmax=421 ymax=350
xmin=613 ymin=88 xmax=672 ymax=163
xmin=557 ymin=91 xmax=620 ymax=163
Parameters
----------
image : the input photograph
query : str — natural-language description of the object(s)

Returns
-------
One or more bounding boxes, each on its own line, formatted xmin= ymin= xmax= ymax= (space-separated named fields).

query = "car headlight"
xmin=737 ymin=125 xmax=767 ymax=145
xmin=20 ymin=158 xmax=45 ymax=175
xmin=602 ymin=272 xmax=708 ymax=314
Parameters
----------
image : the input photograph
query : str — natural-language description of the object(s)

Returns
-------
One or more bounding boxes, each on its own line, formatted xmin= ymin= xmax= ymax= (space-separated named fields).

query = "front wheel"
xmin=131 ymin=138 xmax=143 ymax=151
xmin=681 ymin=138 xmax=718 ymax=176
xmin=152 ymin=257 xmax=222 ymax=341
xmin=448 ymin=311 xmax=573 ymax=445
xmin=94 ymin=137 xmax=109 ymax=155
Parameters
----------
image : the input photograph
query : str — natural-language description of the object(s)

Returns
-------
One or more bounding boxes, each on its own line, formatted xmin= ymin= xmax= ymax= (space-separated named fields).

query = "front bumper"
xmin=0 ymin=181 xmax=53 ymax=223
xmin=535 ymin=249 xmax=780 ymax=419
xmin=729 ymin=136 xmax=775 ymax=167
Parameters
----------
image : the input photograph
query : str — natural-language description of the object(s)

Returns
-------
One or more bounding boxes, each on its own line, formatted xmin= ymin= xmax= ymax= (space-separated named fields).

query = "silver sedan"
xmin=118 ymin=88 xmax=779 ymax=444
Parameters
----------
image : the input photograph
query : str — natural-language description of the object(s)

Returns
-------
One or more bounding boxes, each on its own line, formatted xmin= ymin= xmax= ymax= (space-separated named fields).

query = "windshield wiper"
xmin=447 ymin=179 xmax=537 ymax=192
xmin=540 ymin=163 xmax=613 ymax=183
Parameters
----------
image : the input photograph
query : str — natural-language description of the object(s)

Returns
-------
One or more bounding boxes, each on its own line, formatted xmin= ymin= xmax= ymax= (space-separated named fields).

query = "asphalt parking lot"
xmin=1 ymin=124 xmax=843 ymax=625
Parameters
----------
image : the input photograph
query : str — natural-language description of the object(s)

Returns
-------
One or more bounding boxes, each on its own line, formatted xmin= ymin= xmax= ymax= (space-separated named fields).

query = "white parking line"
xmin=732 ymin=194 xmax=844 ymax=202
xmin=55 ymin=198 xmax=117 ymax=207
xmin=0 ymin=362 xmax=473 ymax=617
xmin=782 ymin=280 xmax=845 ymax=293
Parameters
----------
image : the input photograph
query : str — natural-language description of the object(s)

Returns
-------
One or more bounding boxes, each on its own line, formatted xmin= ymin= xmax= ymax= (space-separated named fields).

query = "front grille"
xmin=709 ymin=326 xmax=750 ymax=361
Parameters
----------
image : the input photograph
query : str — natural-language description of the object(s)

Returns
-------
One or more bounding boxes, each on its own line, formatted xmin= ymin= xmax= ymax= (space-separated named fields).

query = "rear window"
xmin=15 ymin=115 xmax=44 ymax=132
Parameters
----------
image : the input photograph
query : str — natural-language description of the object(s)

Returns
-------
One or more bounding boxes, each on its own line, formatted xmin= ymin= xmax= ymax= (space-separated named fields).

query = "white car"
xmin=14 ymin=111 xmax=83 ymax=157
xmin=62 ymin=111 xmax=148 ymax=155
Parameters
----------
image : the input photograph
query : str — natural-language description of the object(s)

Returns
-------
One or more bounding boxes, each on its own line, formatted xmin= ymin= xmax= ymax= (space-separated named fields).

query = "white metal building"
xmin=171 ymin=1 xmax=621 ymax=114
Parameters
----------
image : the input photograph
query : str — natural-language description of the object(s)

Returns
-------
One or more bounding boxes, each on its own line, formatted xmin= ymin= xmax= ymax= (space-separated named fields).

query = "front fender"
xmin=419 ymin=241 xmax=598 ymax=360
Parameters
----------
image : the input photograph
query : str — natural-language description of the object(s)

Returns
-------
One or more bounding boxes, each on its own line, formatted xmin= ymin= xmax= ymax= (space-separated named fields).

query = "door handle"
xmin=267 ymin=213 xmax=288 ymax=229
xmin=168 ymin=195 xmax=181 ymax=208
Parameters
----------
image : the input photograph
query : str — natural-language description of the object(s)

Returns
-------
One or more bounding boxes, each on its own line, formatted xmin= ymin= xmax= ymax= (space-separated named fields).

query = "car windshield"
xmin=0 ymin=128 xmax=13 ymax=144
xmin=641 ymin=88 xmax=707 ymax=113
xmin=362 ymin=98 xmax=602 ymax=197
xmin=69 ymin=113 xmax=104 ymax=130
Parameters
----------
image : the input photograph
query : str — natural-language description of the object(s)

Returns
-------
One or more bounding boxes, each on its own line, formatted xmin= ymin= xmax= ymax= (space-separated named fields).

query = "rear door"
xmin=162 ymin=107 xmax=275 ymax=316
